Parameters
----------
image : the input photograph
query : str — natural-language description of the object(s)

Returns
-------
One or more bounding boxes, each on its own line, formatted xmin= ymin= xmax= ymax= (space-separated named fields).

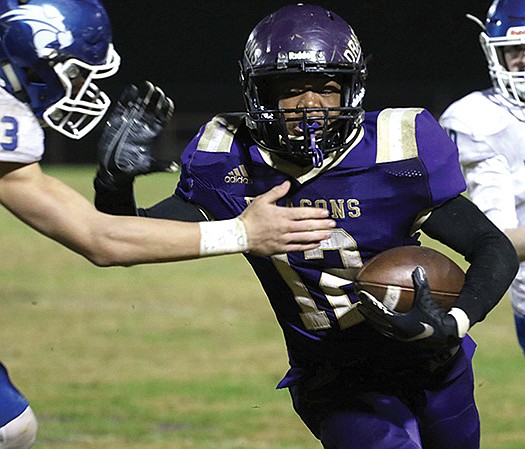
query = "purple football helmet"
xmin=474 ymin=0 xmax=525 ymax=107
xmin=240 ymin=4 xmax=367 ymax=167
xmin=0 ymin=0 xmax=120 ymax=139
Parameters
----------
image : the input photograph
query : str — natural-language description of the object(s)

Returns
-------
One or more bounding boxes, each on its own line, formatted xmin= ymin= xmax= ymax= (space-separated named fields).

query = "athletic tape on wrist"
xmin=448 ymin=307 xmax=471 ymax=338
xmin=199 ymin=218 xmax=249 ymax=256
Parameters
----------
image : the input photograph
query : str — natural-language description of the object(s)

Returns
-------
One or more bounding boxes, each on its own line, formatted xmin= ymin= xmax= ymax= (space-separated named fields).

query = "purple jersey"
xmin=176 ymin=108 xmax=468 ymax=384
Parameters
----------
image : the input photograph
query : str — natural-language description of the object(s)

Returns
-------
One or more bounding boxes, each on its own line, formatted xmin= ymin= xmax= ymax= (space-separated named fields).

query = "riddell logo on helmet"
xmin=508 ymin=26 xmax=525 ymax=36
xmin=288 ymin=50 xmax=318 ymax=62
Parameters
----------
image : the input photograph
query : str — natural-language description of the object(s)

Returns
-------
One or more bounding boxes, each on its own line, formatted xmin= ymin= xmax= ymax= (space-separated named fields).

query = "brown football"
xmin=354 ymin=246 xmax=465 ymax=313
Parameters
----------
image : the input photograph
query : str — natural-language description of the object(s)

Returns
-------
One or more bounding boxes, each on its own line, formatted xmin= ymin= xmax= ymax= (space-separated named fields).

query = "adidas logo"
xmin=224 ymin=164 xmax=252 ymax=184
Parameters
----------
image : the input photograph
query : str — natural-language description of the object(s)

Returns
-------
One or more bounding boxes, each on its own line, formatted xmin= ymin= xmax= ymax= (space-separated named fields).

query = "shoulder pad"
xmin=0 ymin=88 xmax=44 ymax=163
xmin=439 ymin=90 xmax=513 ymax=139
xmin=375 ymin=107 xmax=424 ymax=163
xmin=196 ymin=113 xmax=245 ymax=154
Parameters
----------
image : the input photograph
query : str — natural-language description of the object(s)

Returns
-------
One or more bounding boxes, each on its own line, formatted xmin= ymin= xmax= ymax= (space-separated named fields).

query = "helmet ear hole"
xmin=24 ymin=68 xmax=44 ymax=84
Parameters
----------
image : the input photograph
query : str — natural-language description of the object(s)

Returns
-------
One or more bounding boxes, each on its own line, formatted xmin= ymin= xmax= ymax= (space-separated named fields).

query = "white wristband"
xmin=447 ymin=307 xmax=471 ymax=339
xmin=199 ymin=218 xmax=249 ymax=256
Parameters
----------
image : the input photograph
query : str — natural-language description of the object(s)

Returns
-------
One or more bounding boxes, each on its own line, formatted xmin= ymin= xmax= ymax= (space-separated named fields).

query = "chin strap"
xmin=1 ymin=62 xmax=22 ymax=92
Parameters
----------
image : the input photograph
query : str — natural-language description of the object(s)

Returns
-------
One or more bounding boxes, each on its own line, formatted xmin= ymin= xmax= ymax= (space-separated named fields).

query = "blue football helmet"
xmin=0 ymin=0 xmax=120 ymax=139
xmin=476 ymin=0 xmax=525 ymax=107
xmin=239 ymin=4 xmax=367 ymax=167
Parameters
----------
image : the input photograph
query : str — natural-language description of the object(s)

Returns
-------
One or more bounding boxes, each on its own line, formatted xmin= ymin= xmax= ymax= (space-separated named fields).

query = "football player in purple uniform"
xmin=95 ymin=4 xmax=519 ymax=449
xmin=0 ymin=1 xmax=335 ymax=448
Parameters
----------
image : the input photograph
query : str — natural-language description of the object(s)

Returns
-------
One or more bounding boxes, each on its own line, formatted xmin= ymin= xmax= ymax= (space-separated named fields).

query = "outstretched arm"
xmin=93 ymin=80 xmax=205 ymax=220
xmin=94 ymin=81 xmax=176 ymax=217
xmin=93 ymin=80 xmax=337 ymax=258
xmin=0 ymin=161 xmax=201 ymax=266
xmin=0 ymin=162 xmax=334 ymax=266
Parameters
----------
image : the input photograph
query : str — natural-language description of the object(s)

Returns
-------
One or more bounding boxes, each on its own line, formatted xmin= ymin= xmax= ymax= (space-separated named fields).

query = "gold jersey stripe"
xmin=239 ymin=164 xmax=249 ymax=177
xmin=228 ymin=164 xmax=249 ymax=177
xmin=272 ymin=254 xmax=332 ymax=330
xmin=376 ymin=108 xmax=424 ymax=163
xmin=197 ymin=116 xmax=236 ymax=153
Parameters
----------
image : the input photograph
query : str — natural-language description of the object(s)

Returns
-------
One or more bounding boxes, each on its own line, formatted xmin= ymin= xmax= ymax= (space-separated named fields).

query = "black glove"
xmin=357 ymin=266 xmax=461 ymax=350
xmin=97 ymin=80 xmax=176 ymax=184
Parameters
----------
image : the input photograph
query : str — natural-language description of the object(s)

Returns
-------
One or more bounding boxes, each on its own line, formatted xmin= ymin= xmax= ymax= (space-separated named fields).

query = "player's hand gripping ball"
xmin=355 ymin=246 xmax=465 ymax=349
xmin=355 ymin=246 xmax=464 ymax=313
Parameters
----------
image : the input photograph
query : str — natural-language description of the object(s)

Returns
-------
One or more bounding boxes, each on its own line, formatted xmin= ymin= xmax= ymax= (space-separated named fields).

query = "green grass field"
xmin=1 ymin=166 xmax=524 ymax=449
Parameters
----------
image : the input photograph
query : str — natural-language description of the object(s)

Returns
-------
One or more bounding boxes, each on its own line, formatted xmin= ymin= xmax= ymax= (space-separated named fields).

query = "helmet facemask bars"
xmin=239 ymin=4 xmax=367 ymax=167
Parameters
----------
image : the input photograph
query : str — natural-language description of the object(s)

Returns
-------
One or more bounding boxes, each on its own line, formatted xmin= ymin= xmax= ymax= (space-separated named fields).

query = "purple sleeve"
xmin=416 ymin=110 xmax=466 ymax=206
xmin=175 ymin=125 xmax=244 ymax=220
xmin=176 ymin=126 xmax=205 ymax=204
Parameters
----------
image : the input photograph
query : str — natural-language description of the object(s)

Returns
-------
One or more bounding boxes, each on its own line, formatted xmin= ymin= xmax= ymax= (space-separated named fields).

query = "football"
xmin=354 ymin=246 xmax=465 ymax=313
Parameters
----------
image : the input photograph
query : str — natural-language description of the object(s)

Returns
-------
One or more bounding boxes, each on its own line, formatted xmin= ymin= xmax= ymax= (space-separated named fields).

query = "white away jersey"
xmin=440 ymin=88 xmax=525 ymax=231
xmin=0 ymin=88 xmax=44 ymax=164
xmin=440 ymin=88 xmax=525 ymax=315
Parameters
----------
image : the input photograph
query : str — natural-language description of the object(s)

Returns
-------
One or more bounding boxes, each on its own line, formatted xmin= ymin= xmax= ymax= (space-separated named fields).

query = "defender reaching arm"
xmin=0 ymin=161 xmax=334 ymax=266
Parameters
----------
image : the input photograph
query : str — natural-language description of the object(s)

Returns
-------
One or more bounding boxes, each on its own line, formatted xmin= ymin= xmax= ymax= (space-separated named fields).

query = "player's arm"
xmin=503 ymin=228 xmax=525 ymax=260
xmin=445 ymin=124 xmax=525 ymax=261
xmin=421 ymin=195 xmax=518 ymax=327
xmin=358 ymin=195 xmax=518 ymax=349
xmin=0 ymin=161 xmax=203 ymax=265
xmin=461 ymin=153 xmax=525 ymax=260
xmin=93 ymin=81 xmax=337 ymax=253
xmin=93 ymin=81 xmax=211 ymax=221
xmin=0 ymin=162 xmax=335 ymax=266
xmin=94 ymin=169 xmax=207 ymax=222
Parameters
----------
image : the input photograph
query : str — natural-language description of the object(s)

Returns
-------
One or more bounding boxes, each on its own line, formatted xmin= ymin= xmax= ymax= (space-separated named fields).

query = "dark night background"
xmin=44 ymin=0 xmax=491 ymax=163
